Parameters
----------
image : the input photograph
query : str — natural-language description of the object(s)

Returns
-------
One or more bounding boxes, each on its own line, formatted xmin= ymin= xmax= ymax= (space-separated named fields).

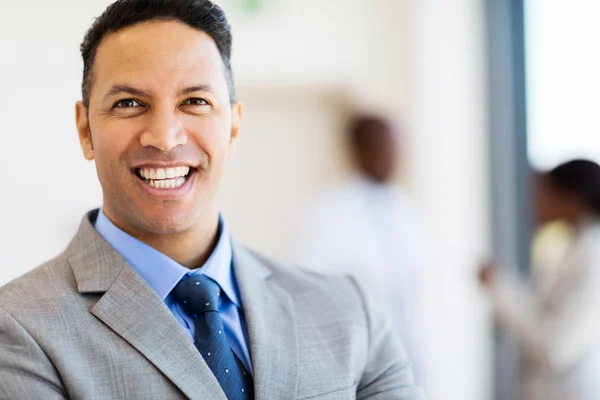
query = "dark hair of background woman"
xmin=547 ymin=159 xmax=600 ymax=217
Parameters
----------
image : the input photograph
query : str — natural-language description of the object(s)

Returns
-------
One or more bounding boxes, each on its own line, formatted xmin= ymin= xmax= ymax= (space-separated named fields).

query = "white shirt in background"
xmin=291 ymin=176 xmax=430 ymax=381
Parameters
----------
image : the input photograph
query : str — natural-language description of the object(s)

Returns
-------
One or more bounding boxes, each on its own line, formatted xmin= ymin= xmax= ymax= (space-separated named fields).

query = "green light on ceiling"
xmin=244 ymin=0 xmax=261 ymax=12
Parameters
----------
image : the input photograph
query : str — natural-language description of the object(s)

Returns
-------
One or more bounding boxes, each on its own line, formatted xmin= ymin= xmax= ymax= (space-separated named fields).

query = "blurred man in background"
xmin=479 ymin=159 xmax=600 ymax=400
xmin=292 ymin=115 xmax=429 ymax=382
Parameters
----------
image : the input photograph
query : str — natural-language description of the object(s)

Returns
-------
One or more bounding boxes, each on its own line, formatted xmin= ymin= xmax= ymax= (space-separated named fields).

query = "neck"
xmin=103 ymin=208 xmax=220 ymax=270
xmin=358 ymin=172 xmax=390 ymax=187
xmin=141 ymin=219 xmax=220 ymax=270
xmin=570 ymin=211 xmax=595 ymax=231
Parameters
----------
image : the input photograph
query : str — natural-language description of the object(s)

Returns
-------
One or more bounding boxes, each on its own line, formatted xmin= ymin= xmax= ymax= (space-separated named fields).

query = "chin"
xmin=107 ymin=195 xmax=211 ymax=236
xmin=149 ymin=215 xmax=196 ymax=235
xmin=131 ymin=207 xmax=197 ymax=235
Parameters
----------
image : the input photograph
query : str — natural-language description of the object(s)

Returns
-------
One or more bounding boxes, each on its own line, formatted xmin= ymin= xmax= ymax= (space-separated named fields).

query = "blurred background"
xmin=1 ymin=0 xmax=599 ymax=399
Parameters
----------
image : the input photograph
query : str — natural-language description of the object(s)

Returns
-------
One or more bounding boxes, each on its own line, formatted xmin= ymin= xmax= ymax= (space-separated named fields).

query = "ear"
xmin=228 ymin=101 xmax=243 ymax=160
xmin=75 ymin=101 xmax=94 ymax=160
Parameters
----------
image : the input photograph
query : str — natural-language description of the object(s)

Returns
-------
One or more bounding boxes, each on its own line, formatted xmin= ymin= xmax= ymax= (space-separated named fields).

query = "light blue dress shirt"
xmin=94 ymin=209 xmax=253 ymax=374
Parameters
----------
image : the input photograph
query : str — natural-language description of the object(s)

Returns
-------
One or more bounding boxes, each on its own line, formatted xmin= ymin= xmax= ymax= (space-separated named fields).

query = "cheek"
xmin=537 ymin=196 xmax=559 ymax=221
xmin=101 ymin=118 xmax=141 ymax=145
xmin=92 ymin=120 xmax=140 ymax=173
xmin=187 ymin=117 xmax=232 ymax=161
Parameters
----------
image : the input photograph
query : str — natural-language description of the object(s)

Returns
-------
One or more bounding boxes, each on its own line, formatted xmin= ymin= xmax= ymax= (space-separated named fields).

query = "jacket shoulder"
xmin=241 ymin=247 xmax=366 ymax=313
xmin=0 ymin=252 xmax=78 ymax=317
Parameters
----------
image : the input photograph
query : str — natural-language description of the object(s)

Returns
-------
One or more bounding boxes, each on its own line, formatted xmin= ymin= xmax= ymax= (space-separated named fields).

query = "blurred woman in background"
xmin=480 ymin=159 xmax=600 ymax=400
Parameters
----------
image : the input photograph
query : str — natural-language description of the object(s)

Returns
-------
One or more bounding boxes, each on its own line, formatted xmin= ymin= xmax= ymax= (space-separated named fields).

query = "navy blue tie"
xmin=172 ymin=275 xmax=254 ymax=400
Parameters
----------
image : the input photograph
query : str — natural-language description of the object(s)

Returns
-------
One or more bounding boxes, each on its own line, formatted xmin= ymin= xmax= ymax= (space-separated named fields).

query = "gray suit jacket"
xmin=0 ymin=210 xmax=424 ymax=399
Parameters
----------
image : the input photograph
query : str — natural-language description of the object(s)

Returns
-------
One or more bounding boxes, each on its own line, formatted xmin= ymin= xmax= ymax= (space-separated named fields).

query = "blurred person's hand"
xmin=478 ymin=261 xmax=496 ymax=288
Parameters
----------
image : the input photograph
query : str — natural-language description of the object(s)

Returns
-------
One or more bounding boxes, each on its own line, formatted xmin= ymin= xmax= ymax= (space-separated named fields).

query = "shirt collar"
xmin=94 ymin=209 xmax=241 ymax=308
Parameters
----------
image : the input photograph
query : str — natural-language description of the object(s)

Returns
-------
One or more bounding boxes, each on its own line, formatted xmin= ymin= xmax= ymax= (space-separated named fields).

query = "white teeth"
xmin=139 ymin=166 xmax=191 ymax=180
xmin=143 ymin=176 xmax=187 ymax=190
xmin=165 ymin=168 xmax=176 ymax=179
xmin=155 ymin=169 xmax=166 ymax=180
xmin=138 ymin=166 xmax=191 ymax=190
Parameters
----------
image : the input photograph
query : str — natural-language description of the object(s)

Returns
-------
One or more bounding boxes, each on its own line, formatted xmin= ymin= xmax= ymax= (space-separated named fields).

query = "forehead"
xmin=359 ymin=125 xmax=395 ymax=144
xmin=92 ymin=20 xmax=226 ymax=95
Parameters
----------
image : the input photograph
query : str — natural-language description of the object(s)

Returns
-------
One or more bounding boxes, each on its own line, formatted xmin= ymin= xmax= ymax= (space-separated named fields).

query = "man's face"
xmin=356 ymin=125 xmax=398 ymax=183
xmin=75 ymin=21 xmax=242 ymax=235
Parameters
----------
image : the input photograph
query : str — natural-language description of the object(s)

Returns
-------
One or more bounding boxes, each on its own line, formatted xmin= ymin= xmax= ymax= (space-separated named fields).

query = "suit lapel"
xmin=232 ymin=243 xmax=299 ymax=400
xmin=67 ymin=211 xmax=227 ymax=400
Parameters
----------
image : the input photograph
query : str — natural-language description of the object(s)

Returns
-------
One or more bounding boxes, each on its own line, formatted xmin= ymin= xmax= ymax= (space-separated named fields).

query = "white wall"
xmin=412 ymin=1 xmax=493 ymax=399
xmin=219 ymin=0 xmax=413 ymax=113
xmin=0 ymin=0 xmax=111 ymax=283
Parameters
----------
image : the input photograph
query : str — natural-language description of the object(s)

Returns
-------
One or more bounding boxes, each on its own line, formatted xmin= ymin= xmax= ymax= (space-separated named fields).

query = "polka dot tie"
xmin=172 ymin=274 xmax=254 ymax=400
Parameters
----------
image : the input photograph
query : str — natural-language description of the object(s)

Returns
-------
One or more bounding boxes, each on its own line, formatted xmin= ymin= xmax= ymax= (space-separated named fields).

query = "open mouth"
xmin=135 ymin=166 xmax=194 ymax=190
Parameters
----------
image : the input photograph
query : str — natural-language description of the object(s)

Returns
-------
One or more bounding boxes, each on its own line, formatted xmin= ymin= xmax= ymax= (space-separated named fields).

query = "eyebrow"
xmin=103 ymin=85 xmax=151 ymax=103
xmin=103 ymin=84 xmax=215 ymax=103
xmin=178 ymin=85 xmax=215 ymax=96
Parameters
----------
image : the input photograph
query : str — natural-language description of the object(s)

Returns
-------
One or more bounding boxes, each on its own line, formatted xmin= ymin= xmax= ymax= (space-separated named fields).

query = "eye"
xmin=182 ymin=98 xmax=209 ymax=106
xmin=113 ymin=99 xmax=143 ymax=108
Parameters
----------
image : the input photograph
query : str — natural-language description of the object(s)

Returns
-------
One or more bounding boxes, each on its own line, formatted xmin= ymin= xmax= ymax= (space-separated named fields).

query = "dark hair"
xmin=80 ymin=0 xmax=234 ymax=107
xmin=348 ymin=115 xmax=391 ymax=148
xmin=547 ymin=159 xmax=600 ymax=217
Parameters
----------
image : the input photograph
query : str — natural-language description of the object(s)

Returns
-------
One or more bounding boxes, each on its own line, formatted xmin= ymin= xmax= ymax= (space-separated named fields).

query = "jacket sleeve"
xmin=348 ymin=276 xmax=427 ymax=400
xmin=0 ymin=307 xmax=66 ymax=399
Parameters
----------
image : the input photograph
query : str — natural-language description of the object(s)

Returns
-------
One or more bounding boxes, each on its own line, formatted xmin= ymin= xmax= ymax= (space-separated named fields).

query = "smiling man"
xmin=0 ymin=1 xmax=424 ymax=399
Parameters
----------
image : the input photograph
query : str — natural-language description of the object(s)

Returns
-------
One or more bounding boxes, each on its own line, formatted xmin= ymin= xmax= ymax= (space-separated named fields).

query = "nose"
xmin=140 ymin=106 xmax=187 ymax=151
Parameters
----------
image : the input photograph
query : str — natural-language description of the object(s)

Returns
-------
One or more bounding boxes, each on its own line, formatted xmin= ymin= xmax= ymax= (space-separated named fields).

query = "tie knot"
xmin=172 ymin=274 xmax=221 ymax=314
